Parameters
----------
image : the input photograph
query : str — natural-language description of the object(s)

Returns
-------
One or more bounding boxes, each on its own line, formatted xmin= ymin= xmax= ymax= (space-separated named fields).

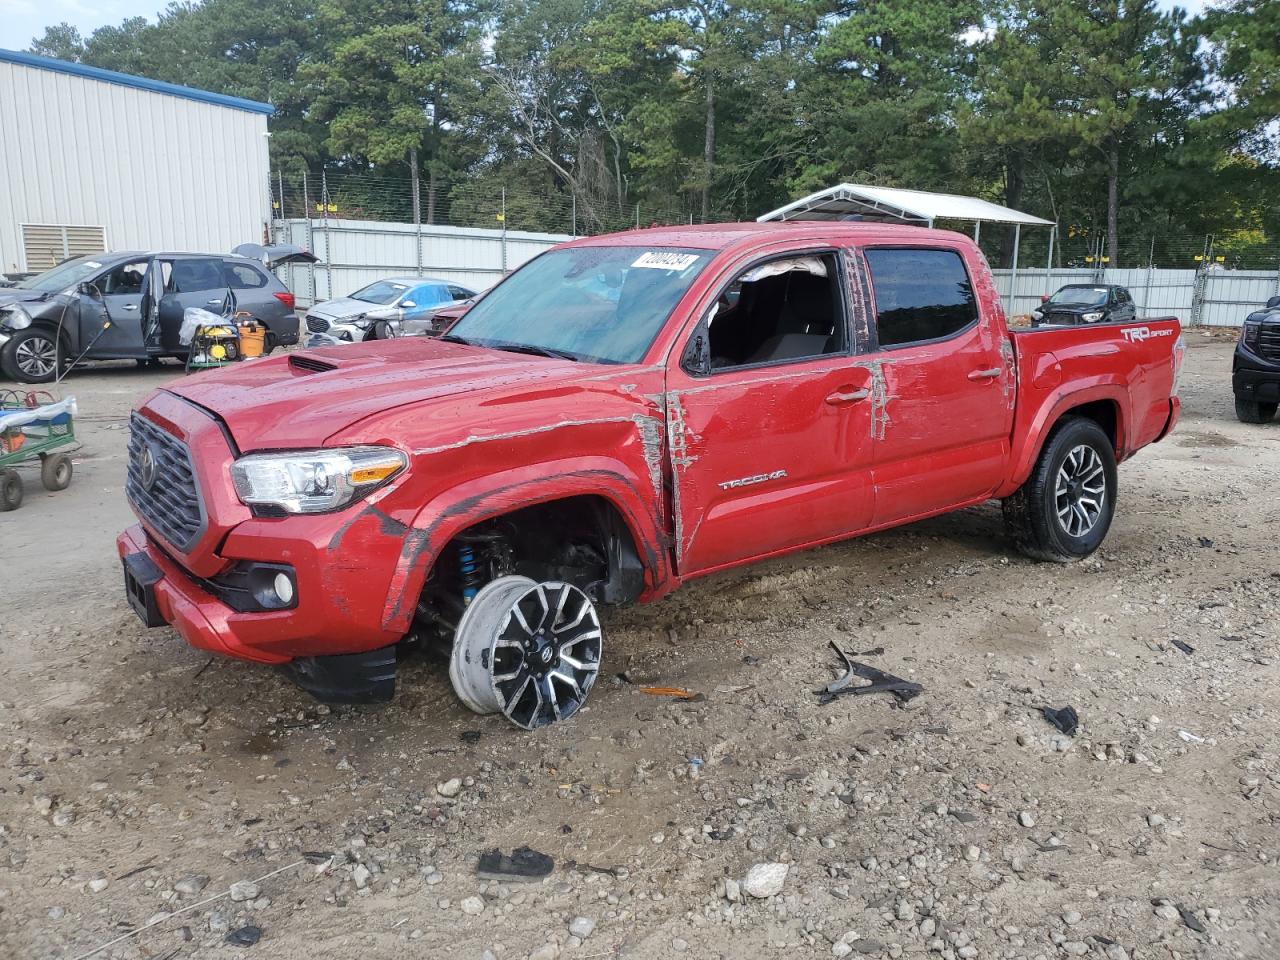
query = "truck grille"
xmin=1257 ymin=324 xmax=1280 ymax=362
xmin=305 ymin=315 xmax=329 ymax=333
xmin=1042 ymin=311 xmax=1081 ymax=326
xmin=126 ymin=414 xmax=205 ymax=551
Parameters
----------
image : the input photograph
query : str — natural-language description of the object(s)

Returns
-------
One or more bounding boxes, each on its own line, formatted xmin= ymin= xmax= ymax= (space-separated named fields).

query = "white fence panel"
xmin=1201 ymin=270 xmax=1280 ymax=327
xmin=271 ymin=218 xmax=570 ymax=305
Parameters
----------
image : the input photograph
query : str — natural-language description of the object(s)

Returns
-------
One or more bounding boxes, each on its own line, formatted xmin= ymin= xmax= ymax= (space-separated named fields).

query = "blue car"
xmin=303 ymin=276 xmax=477 ymax=344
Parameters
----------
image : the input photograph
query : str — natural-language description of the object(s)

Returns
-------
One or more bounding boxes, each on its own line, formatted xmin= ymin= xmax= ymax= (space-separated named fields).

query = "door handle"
xmin=206 ymin=299 xmax=225 ymax=305
xmin=122 ymin=304 xmax=139 ymax=311
xmin=825 ymin=388 xmax=870 ymax=405
xmin=968 ymin=367 xmax=1002 ymax=381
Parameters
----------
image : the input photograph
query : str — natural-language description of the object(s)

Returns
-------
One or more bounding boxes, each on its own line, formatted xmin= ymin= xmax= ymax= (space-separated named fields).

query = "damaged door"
xmin=665 ymin=250 xmax=876 ymax=575
xmin=858 ymin=245 xmax=1015 ymax=525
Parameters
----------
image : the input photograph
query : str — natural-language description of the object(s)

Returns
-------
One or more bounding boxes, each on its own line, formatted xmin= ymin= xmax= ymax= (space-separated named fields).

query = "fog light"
xmin=273 ymin=572 xmax=295 ymax=605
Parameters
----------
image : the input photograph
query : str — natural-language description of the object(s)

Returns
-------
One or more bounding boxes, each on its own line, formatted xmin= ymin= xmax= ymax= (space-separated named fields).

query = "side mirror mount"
xmin=400 ymin=300 xmax=416 ymax=309
xmin=78 ymin=281 xmax=103 ymax=299
xmin=682 ymin=326 xmax=711 ymax=376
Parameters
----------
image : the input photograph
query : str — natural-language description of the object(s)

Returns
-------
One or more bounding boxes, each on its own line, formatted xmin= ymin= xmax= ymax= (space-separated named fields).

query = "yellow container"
xmin=238 ymin=321 xmax=266 ymax=358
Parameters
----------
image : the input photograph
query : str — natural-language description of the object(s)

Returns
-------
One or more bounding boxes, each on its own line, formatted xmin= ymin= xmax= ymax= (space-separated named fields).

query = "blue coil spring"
xmin=459 ymin=544 xmax=481 ymax=603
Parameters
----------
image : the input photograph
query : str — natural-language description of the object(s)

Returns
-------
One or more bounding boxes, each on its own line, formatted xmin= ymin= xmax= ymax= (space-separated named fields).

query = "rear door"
xmin=857 ymin=245 xmax=1015 ymax=526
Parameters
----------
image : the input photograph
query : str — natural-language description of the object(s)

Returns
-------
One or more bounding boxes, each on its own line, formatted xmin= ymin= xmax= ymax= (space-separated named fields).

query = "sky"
xmin=0 ymin=0 xmax=1214 ymax=56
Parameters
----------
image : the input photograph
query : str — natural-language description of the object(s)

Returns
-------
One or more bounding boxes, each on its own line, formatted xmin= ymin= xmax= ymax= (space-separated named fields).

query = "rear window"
xmin=223 ymin=261 xmax=268 ymax=289
xmin=864 ymin=248 xmax=978 ymax=348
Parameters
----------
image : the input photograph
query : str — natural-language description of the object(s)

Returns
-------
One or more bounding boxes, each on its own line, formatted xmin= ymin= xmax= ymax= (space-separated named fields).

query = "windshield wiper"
xmin=439 ymin=334 xmax=583 ymax=362
xmin=490 ymin=342 xmax=582 ymax=362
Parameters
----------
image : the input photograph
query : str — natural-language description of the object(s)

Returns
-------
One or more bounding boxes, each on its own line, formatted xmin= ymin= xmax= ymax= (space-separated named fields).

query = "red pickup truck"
xmin=118 ymin=223 xmax=1183 ymax=728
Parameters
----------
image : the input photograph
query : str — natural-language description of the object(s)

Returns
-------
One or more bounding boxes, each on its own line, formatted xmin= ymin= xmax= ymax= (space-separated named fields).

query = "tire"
xmin=0 ymin=468 xmax=22 ymax=511
xmin=1 ymin=328 xmax=62 ymax=383
xmin=40 ymin=452 xmax=73 ymax=491
xmin=1002 ymin=416 xmax=1117 ymax=562
xmin=1234 ymin=396 xmax=1277 ymax=424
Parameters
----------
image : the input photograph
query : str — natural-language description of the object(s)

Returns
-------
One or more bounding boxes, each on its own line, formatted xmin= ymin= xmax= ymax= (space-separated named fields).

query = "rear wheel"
xmin=40 ymin=452 xmax=73 ymax=491
xmin=449 ymin=575 xmax=603 ymax=730
xmin=0 ymin=469 xmax=22 ymax=511
xmin=1003 ymin=416 xmax=1117 ymax=562
xmin=1234 ymin=396 xmax=1277 ymax=424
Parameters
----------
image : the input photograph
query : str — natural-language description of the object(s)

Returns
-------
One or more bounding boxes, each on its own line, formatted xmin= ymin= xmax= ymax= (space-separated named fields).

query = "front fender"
xmin=378 ymin=456 xmax=672 ymax=632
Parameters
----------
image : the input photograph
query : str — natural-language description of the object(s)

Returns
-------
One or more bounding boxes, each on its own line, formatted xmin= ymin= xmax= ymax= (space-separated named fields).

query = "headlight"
xmin=1242 ymin=320 xmax=1260 ymax=349
xmin=0 ymin=303 xmax=33 ymax=331
xmin=1082 ymin=311 xmax=1103 ymax=323
xmin=231 ymin=446 xmax=407 ymax=514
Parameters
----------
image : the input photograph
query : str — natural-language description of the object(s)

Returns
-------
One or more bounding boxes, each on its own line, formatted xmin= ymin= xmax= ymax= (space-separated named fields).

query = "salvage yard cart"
xmin=0 ymin=391 xmax=77 ymax=511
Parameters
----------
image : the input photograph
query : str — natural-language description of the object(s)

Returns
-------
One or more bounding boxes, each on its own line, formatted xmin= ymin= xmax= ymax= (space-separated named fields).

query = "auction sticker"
xmin=632 ymin=252 xmax=700 ymax=271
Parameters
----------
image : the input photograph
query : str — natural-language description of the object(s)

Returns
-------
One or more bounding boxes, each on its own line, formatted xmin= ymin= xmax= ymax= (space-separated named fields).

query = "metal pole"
xmin=974 ymin=221 xmax=981 ymax=243
xmin=501 ymin=187 xmax=508 ymax=273
xmin=410 ymin=148 xmax=422 ymax=276
xmin=1143 ymin=236 xmax=1155 ymax=317
xmin=571 ymin=193 xmax=577 ymax=239
xmin=322 ymin=170 xmax=332 ymax=302
xmin=303 ymin=171 xmax=316 ymax=307
xmin=1008 ymin=223 xmax=1021 ymax=317
xmin=1044 ymin=225 xmax=1055 ymax=298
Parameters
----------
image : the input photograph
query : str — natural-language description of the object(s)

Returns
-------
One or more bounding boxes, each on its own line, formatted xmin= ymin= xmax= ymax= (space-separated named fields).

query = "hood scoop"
xmin=289 ymin=353 xmax=338 ymax=374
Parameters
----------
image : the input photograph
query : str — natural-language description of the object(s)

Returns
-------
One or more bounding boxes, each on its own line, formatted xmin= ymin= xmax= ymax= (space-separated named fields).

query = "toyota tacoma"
xmin=118 ymin=223 xmax=1184 ymax=728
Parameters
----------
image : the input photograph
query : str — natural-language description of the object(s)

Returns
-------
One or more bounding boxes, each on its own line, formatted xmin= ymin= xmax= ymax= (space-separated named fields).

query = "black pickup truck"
xmin=1234 ymin=295 xmax=1280 ymax=424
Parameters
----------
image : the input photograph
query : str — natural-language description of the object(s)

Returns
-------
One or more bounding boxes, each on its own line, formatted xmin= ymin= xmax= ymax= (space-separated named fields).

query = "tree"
xmin=302 ymin=0 xmax=488 ymax=220
xmin=1200 ymin=0 xmax=1280 ymax=163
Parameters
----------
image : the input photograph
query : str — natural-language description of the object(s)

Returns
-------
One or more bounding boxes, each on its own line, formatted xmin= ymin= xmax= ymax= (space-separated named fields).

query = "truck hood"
xmin=162 ymin=339 xmax=585 ymax=450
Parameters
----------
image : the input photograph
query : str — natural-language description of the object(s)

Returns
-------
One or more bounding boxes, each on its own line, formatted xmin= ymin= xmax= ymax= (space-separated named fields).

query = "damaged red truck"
xmin=118 ymin=223 xmax=1183 ymax=728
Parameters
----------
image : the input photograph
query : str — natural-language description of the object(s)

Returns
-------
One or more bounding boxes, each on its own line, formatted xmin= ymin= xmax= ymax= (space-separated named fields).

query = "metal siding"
xmin=0 ymin=60 xmax=270 ymax=273
xmin=273 ymin=219 xmax=567 ymax=305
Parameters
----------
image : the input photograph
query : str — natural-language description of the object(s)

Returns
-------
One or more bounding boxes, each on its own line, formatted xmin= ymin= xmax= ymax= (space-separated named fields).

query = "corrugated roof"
xmin=758 ymin=183 xmax=1054 ymax=227
xmin=0 ymin=48 xmax=274 ymax=116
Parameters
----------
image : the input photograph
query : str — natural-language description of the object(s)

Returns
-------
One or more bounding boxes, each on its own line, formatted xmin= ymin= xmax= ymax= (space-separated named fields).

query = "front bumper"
xmin=1232 ymin=357 xmax=1280 ymax=405
xmin=117 ymin=523 xmax=405 ymax=662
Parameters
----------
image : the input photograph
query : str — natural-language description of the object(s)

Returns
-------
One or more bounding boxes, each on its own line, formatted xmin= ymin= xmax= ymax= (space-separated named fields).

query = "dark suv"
xmin=1233 ymin=295 xmax=1280 ymax=424
xmin=1033 ymin=284 xmax=1137 ymax=326
xmin=0 ymin=247 xmax=311 ymax=383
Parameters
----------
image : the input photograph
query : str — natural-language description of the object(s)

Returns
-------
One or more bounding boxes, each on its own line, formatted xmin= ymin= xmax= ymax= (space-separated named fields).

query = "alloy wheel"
xmin=450 ymin=576 xmax=603 ymax=730
xmin=15 ymin=335 xmax=58 ymax=379
xmin=1054 ymin=443 xmax=1106 ymax=538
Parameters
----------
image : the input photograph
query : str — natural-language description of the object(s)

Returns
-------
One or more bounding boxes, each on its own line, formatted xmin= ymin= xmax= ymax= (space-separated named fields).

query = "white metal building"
xmin=0 ymin=49 xmax=272 ymax=275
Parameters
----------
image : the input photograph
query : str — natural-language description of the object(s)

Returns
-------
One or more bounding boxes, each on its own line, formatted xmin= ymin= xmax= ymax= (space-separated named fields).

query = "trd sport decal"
xmin=1121 ymin=326 xmax=1175 ymax=343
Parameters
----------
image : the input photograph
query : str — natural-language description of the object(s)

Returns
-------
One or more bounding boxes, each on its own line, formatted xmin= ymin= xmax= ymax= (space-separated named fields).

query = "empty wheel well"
xmin=418 ymin=496 xmax=645 ymax=641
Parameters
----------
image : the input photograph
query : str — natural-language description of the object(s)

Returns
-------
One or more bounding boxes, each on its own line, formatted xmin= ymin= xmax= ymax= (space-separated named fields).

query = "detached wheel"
xmin=1234 ymin=396 xmax=1277 ymax=424
xmin=40 ymin=452 xmax=73 ymax=491
xmin=2 ymin=328 xmax=62 ymax=383
xmin=0 ymin=468 xmax=22 ymax=511
xmin=449 ymin=575 xmax=603 ymax=730
xmin=1003 ymin=416 xmax=1117 ymax=562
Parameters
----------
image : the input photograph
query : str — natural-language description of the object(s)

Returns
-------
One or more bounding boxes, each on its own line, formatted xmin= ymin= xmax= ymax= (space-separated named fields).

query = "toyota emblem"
xmin=139 ymin=444 xmax=158 ymax=491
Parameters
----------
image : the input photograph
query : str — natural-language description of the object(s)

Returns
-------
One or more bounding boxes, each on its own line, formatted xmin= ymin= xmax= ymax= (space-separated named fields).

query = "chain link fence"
xmin=270 ymin=169 xmax=701 ymax=237
xmin=271 ymin=169 xmax=1280 ymax=322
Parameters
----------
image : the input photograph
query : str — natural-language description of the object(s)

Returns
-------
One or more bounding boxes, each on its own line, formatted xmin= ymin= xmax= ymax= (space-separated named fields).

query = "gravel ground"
xmin=0 ymin=332 xmax=1277 ymax=960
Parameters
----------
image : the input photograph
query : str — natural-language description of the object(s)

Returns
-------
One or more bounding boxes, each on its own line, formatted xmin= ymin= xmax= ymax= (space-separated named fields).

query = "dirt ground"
xmin=1 ymin=332 xmax=1277 ymax=960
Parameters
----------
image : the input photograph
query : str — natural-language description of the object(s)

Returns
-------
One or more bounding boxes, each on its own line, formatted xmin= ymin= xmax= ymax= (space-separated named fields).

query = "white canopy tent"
xmin=757 ymin=183 xmax=1057 ymax=314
